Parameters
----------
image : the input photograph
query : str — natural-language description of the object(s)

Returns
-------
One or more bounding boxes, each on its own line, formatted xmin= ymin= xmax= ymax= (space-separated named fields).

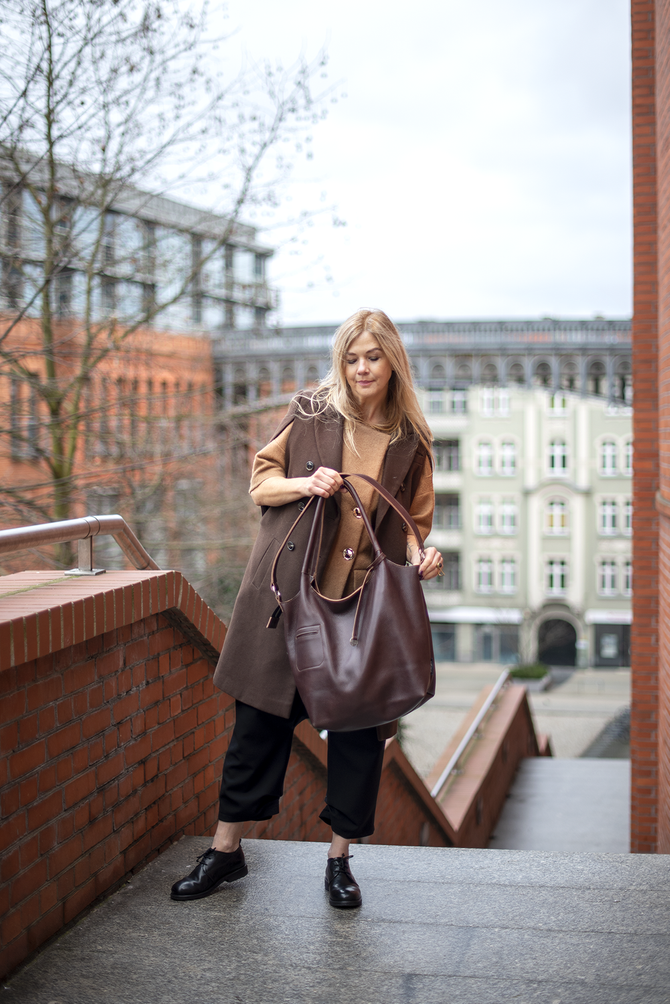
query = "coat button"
xmin=343 ymin=547 xmax=354 ymax=560
xmin=287 ymin=541 xmax=295 ymax=551
xmin=402 ymin=522 xmax=408 ymax=532
xmin=305 ymin=461 xmax=315 ymax=471
xmin=353 ymin=507 xmax=362 ymax=519
xmin=298 ymin=501 xmax=306 ymax=511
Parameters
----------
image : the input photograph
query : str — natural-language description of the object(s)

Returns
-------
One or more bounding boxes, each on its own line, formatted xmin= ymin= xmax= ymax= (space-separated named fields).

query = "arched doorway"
xmin=538 ymin=619 xmax=577 ymax=666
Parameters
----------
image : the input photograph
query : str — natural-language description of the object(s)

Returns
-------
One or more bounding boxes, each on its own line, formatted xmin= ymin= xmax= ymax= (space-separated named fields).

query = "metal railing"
xmin=0 ymin=515 xmax=159 ymax=575
xmin=430 ymin=669 xmax=510 ymax=799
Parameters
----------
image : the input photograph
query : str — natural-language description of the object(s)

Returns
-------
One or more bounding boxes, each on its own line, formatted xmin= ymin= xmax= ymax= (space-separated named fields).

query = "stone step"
xmin=490 ymin=758 xmax=630 ymax=852
xmin=5 ymin=837 xmax=670 ymax=1004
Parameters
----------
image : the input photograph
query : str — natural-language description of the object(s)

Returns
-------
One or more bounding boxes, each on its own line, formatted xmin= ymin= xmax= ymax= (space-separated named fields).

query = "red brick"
xmin=82 ymin=707 xmax=111 ymax=739
xmin=0 ymin=691 xmax=26 ymax=726
xmin=9 ymin=740 xmax=45 ymax=779
xmin=124 ymin=735 xmax=151 ymax=768
xmin=64 ymin=770 xmax=97 ymax=809
xmin=10 ymin=858 xmax=48 ymax=907
xmin=49 ymin=833 xmax=83 ymax=878
xmin=63 ymin=660 xmax=96 ymax=695
xmin=97 ymin=752 xmax=124 ymax=786
xmin=47 ymin=723 xmax=80 ymax=759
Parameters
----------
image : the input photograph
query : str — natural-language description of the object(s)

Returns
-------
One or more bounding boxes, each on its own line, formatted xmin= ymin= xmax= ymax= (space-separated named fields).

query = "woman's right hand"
xmin=303 ymin=467 xmax=343 ymax=498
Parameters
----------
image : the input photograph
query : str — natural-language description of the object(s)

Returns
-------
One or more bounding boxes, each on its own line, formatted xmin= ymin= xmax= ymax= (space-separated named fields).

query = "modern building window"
xmin=546 ymin=559 xmax=567 ymax=596
xmin=434 ymin=439 xmax=460 ymax=472
xmin=476 ymin=558 xmax=494 ymax=594
xmin=499 ymin=440 xmax=516 ymax=476
xmin=477 ymin=440 xmax=494 ymax=476
xmin=599 ymin=499 xmax=617 ymax=535
xmin=451 ymin=389 xmax=467 ymax=414
xmin=548 ymin=439 xmax=568 ymax=474
xmin=499 ymin=499 xmax=517 ymax=535
xmin=546 ymin=499 xmax=568 ymax=534
xmin=434 ymin=493 xmax=460 ymax=529
xmin=623 ymin=439 xmax=633 ymax=475
xmin=600 ymin=439 xmax=618 ymax=476
xmin=623 ymin=561 xmax=633 ymax=597
xmin=599 ymin=561 xmax=618 ymax=597
xmin=624 ymin=499 xmax=633 ymax=535
xmin=499 ymin=558 xmax=517 ymax=594
xmin=475 ymin=499 xmax=494 ymax=534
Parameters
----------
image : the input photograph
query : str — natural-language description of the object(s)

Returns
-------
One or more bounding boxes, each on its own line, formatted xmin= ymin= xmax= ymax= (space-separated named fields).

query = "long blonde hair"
xmin=302 ymin=308 xmax=433 ymax=457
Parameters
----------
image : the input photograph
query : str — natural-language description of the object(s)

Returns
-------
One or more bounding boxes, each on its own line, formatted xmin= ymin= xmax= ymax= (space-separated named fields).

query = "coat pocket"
xmin=251 ymin=537 xmax=279 ymax=590
xmin=295 ymin=625 xmax=324 ymax=671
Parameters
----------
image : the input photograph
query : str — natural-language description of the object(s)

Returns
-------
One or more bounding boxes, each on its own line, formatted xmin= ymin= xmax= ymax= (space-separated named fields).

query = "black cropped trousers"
xmin=218 ymin=692 xmax=386 ymax=839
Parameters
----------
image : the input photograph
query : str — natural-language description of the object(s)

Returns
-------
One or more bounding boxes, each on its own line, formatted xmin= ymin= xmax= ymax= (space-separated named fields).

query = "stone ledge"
xmin=0 ymin=570 xmax=226 ymax=671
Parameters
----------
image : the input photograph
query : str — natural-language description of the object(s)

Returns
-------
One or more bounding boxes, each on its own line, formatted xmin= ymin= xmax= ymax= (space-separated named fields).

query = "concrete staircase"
xmin=5 ymin=837 xmax=670 ymax=1004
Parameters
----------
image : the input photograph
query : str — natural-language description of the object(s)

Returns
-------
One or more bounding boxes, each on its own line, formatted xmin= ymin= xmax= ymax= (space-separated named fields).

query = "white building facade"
xmin=423 ymin=385 xmax=632 ymax=668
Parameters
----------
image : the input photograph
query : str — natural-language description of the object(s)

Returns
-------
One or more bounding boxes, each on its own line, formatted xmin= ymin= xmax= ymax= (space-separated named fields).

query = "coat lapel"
xmin=375 ymin=433 xmax=420 ymax=528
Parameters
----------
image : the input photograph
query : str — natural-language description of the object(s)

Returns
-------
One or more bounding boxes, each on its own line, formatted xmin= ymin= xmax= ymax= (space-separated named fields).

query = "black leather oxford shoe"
xmin=170 ymin=844 xmax=248 ymax=901
xmin=325 ymin=855 xmax=362 ymax=909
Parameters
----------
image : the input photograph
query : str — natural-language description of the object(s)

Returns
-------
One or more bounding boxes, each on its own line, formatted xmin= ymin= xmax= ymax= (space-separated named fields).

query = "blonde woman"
xmin=171 ymin=309 xmax=443 ymax=908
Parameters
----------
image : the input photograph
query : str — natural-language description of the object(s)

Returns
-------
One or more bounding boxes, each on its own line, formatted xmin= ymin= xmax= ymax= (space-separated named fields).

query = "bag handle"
xmin=270 ymin=474 xmax=426 ymax=607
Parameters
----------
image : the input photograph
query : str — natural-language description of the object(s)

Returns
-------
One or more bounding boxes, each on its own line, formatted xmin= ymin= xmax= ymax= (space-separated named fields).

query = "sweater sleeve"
xmin=249 ymin=422 xmax=293 ymax=503
xmin=407 ymin=453 xmax=435 ymax=545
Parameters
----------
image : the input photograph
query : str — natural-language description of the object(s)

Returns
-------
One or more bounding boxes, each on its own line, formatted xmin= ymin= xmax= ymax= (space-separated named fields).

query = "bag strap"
xmin=269 ymin=473 xmax=426 ymax=608
xmin=340 ymin=473 xmax=427 ymax=555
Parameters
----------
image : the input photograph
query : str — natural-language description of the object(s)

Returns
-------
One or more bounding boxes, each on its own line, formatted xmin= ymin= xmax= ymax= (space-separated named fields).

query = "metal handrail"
xmin=0 ymin=515 xmax=160 ymax=574
xmin=430 ymin=669 xmax=510 ymax=799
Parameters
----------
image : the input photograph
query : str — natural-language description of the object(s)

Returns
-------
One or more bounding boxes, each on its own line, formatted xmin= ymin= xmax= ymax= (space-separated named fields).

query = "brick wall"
xmin=631 ymin=0 xmax=661 ymax=853
xmin=0 ymin=613 xmax=234 ymax=980
xmin=655 ymin=0 xmax=670 ymax=853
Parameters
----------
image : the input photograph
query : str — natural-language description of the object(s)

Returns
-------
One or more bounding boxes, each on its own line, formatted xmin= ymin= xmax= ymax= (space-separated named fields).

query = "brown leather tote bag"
xmin=269 ymin=474 xmax=435 ymax=732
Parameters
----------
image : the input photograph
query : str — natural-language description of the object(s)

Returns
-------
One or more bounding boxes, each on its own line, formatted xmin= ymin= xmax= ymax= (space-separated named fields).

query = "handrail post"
xmin=72 ymin=536 xmax=105 ymax=576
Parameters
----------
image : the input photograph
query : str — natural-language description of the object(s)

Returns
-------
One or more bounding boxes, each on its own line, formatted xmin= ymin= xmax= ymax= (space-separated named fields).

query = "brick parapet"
xmin=631 ymin=0 xmax=661 ymax=853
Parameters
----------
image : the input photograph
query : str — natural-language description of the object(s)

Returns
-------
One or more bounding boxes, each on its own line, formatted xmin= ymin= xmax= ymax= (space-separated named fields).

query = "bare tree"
xmin=0 ymin=0 xmax=330 ymax=565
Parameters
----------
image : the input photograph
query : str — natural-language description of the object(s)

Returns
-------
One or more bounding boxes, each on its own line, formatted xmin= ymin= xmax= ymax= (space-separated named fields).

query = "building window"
xmin=481 ymin=387 xmax=509 ymax=416
xmin=476 ymin=558 xmax=494 ymax=594
xmin=434 ymin=439 xmax=460 ymax=472
xmin=481 ymin=387 xmax=495 ymax=416
xmin=499 ymin=558 xmax=517 ymax=594
xmin=623 ymin=499 xmax=632 ymax=535
xmin=443 ymin=552 xmax=460 ymax=590
xmin=600 ymin=439 xmax=617 ymax=476
xmin=546 ymin=499 xmax=568 ymax=534
xmin=549 ymin=393 xmax=567 ymax=415
xmin=599 ymin=499 xmax=617 ymax=535
xmin=477 ymin=440 xmax=493 ymax=476
xmin=599 ymin=561 xmax=618 ymax=597
xmin=476 ymin=499 xmax=494 ymax=534
xmin=499 ymin=440 xmax=516 ymax=476
xmin=451 ymin=389 xmax=467 ymax=414
xmin=546 ymin=559 xmax=567 ymax=596
xmin=434 ymin=493 xmax=460 ymax=529
xmin=428 ymin=390 xmax=444 ymax=414
xmin=499 ymin=499 xmax=517 ymax=535
xmin=623 ymin=440 xmax=633 ymax=476
xmin=623 ymin=561 xmax=632 ymax=597
xmin=548 ymin=439 xmax=568 ymax=474
xmin=424 ymin=551 xmax=460 ymax=590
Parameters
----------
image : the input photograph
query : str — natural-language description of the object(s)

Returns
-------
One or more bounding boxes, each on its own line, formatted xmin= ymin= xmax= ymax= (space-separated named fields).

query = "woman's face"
xmin=344 ymin=331 xmax=393 ymax=410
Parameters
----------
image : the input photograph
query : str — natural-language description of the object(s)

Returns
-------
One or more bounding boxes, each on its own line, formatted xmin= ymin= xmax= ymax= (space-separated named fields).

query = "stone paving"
xmin=5 ymin=837 xmax=670 ymax=1004
xmin=402 ymin=663 xmax=631 ymax=776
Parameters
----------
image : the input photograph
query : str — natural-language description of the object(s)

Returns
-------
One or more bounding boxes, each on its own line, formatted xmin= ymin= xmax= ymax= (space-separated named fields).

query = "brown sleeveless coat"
xmin=212 ymin=396 xmax=429 ymax=721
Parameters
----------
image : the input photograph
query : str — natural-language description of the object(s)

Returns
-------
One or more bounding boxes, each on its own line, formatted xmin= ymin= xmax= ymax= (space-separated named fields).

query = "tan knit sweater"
xmin=250 ymin=420 xmax=434 ymax=599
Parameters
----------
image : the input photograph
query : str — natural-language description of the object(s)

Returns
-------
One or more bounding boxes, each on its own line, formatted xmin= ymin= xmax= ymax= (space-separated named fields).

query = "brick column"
xmin=631 ymin=0 xmax=660 ymax=853
xmin=656 ymin=0 xmax=670 ymax=853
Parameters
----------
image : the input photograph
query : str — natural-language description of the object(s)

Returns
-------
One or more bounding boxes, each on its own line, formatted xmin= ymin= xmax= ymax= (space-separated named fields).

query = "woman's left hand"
xmin=407 ymin=541 xmax=444 ymax=580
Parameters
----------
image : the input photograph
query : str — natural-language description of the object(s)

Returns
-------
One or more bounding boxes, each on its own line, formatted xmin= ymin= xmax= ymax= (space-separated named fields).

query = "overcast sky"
xmin=218 ymin=0 xmax=631 ymax=326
